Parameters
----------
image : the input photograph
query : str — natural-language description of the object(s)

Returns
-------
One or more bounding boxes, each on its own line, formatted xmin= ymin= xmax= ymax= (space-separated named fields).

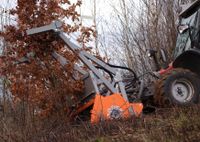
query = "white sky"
xmin=80 ymin=0 xmax=139 ymax=21
xmin=0 ymin=0 xmax=139 ymax=47
xmin=0 ymin=0 xmax=140 ymax=25
xmin=0 ymin=0 xmax=16 ymax=8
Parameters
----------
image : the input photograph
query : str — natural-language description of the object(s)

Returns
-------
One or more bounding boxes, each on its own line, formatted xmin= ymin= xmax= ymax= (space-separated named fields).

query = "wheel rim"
xmin=171 ymin=79 xmax=194 ymax=103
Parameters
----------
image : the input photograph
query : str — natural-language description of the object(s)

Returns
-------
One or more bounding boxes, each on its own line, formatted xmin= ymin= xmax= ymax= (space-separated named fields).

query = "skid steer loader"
xmin=146 ymin=0 xmax=200 ymax=107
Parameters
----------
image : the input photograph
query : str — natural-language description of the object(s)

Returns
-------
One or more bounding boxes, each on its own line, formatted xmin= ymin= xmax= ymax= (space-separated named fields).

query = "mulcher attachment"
xmin=91 ymin=93 xmax=143 ymax=123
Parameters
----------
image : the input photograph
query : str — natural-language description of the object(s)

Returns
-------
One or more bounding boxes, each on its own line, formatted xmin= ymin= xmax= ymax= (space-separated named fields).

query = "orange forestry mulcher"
xmin=91 ymin=94 xmax=143 ymax=123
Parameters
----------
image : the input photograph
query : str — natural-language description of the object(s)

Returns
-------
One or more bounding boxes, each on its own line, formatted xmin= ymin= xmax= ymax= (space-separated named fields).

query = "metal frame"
xmin=26 ymin=21 xmax=129 ymax=102
xmin=180 ymin=0 xmax=200 ymax=17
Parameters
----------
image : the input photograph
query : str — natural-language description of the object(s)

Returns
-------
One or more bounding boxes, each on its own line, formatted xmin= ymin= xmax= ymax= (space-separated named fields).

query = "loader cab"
xmin=172 ymin=0 xmax=200 ymax=76
xmin=147 ymin=0 xmax=200 ymax=74
xmin=152 ymin=0 xmax=200 ymax=107
xmin=174 ymin=1 xmax=200 ymax=59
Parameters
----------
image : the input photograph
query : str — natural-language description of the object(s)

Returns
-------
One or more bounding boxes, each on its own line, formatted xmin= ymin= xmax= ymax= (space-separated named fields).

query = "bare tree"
xmin=97 ymin=0 xmax=192 ymax=76
xmin=0 ymin=1 xmax=14 ymax=114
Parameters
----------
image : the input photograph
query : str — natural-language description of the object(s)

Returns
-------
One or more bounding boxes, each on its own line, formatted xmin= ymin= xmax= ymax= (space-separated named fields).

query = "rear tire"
xmin=154 ymin=68 xmax=200 ymax=106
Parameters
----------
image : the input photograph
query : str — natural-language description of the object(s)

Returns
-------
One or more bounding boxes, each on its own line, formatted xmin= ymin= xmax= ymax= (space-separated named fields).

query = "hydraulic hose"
xmin=94 ymin=57 xmax=137 ymax=80
xmin=106 ymin=63 xmax=137 ymax=79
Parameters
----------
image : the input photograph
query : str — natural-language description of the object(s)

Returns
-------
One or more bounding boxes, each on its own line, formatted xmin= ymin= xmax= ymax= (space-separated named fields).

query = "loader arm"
xmin=26 ymin=21 xmax=143 ymax=122
xmin=27 ymin=21 xmax=119 ymax=94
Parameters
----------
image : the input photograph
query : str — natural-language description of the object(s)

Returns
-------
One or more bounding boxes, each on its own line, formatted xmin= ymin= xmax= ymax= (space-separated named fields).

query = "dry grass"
xmin=0 ymin=105 xmax=200 ymax=142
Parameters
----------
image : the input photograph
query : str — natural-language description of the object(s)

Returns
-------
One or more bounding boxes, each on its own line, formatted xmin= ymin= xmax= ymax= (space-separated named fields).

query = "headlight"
xmin=178 ymin=25 xmax=189 ymax=34
xmin=147 ymin=53 xmax=152 ymax=57
xmin=147 ymin=49 xmax=157 ymax=58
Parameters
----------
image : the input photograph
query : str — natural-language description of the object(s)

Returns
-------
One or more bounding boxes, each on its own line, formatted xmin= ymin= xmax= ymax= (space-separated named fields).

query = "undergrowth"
xmin=0 ymin=105 xmax=200 ymax=142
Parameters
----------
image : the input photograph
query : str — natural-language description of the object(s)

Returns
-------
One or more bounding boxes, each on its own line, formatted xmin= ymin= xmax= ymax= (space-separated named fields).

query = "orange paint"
xmin=159 ymin=63 xmax=173 ymax=75
xmin=69 ymin=98 xmax=95 ymax=119
xmin=75 ymin=98 xmax=95 ymax=116
xmin=91 ymin=93 xmax=143 ymax=123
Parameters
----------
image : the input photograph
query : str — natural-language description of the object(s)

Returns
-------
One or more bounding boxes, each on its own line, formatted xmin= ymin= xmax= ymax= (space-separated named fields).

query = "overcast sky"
xmin=0 ymin=0 xmax=139 ymax=48
xmin=0 ymin=0 xmax=139 ymax=20
xmin=1 ymin=0 xmax=16 ymax=9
